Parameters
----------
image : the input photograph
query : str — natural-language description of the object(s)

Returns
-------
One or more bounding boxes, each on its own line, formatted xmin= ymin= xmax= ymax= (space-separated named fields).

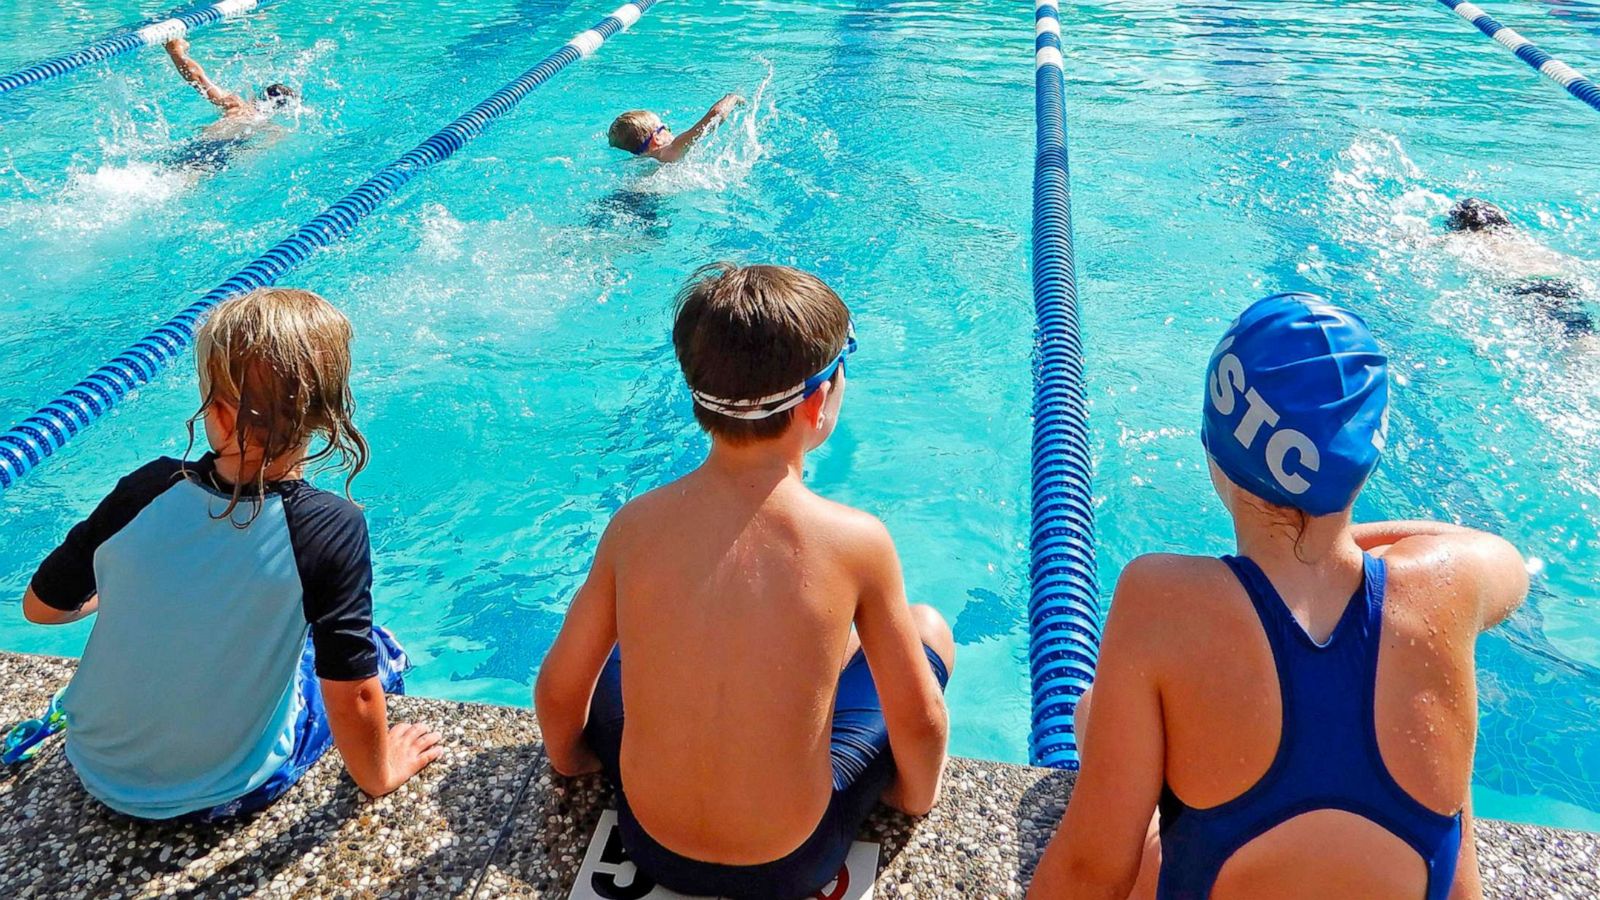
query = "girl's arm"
xmin=1356 ymin=522 xmax=1528 ymax=630
xmin=322 ymin=676 xmax=442 ymax=796
xmin=1351 ymin=520 xmax=1474 ymax=553
xmin=1029 ymin=558 xmax=1168 ymax=899
xmin=22 ymin=586 xmax=98 ymax=625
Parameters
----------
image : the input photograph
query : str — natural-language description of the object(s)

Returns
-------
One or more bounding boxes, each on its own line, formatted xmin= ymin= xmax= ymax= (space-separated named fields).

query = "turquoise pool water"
xmin=1 ymin=0 xmax=1596 ymax=831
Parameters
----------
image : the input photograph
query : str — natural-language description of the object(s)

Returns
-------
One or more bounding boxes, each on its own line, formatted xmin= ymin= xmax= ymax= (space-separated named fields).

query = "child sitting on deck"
xmin=536 ymin=263 xmax=955 ymax=899
xmin=1029 ymin=293 xmax=1529 ymax=899
xmin=21 ymin=288 xmax=440 ymax=821
xmin=607 ymin=93 xmax=744 ymax=162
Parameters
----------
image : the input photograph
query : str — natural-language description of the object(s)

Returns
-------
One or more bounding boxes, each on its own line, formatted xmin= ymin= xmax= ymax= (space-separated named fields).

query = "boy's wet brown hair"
xmin=672 ymin=263 xmax=852 ymax=443
xmin=608 ymin=110 xmax=657 ymax=153
xmin=188 ymin=288 xmax=369 ymax=523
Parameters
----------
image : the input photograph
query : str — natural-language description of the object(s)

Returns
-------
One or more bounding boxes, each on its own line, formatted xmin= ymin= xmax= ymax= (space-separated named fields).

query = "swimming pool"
xmin=1 ymin=0 xmax=1596 ymax=832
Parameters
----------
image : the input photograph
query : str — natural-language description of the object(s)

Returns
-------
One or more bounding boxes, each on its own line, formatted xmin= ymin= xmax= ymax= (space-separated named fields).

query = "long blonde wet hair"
xmin=187 ymin=288 xmax=369 ymax=523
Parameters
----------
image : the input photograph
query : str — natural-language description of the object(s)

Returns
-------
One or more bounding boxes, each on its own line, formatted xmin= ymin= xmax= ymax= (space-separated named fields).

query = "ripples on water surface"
xmin=1 ymin=0 xmax=1596 ymax=830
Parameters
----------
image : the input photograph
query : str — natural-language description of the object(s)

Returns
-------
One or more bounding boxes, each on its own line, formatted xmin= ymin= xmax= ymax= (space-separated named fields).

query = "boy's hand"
xmin=165 ymin=37 xmax=190 ymax=54
xmin=551 ymin=742 xmax=604 ymax=777
xmin=881 ymin=775 xmax=938 ymax=817
xmin=712 ymin=93 xmax=745 ymax=118
xmin=370 ymin=722 xmax=444 ymax=796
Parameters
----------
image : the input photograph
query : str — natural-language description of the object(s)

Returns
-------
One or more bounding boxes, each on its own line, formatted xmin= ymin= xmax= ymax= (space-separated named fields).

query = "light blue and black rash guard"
xmin=30 ymin=454 xmax=377 ymax=819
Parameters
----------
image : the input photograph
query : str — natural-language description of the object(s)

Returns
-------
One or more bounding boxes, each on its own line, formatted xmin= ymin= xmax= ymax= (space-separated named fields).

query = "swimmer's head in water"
xmin=1448 ymin=197 xmax=1511 ymax=233
xmin=1201 ymin=293 xmax=1389 ymax=517
xmin=259 ymin=83 xmax=298 ymax=112
xmin=608 ymin=110 xmax=672 ymax=156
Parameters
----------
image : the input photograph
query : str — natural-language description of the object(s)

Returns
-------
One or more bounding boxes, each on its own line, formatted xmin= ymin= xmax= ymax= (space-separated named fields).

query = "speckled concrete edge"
xmin=0 ymin=652 xmax=1594 ymax=898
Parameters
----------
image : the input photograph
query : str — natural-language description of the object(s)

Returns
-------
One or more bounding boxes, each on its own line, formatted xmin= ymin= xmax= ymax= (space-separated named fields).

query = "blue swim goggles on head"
xmin=636 ymin=124 xmax=668 ymax=155
xmin=691 ymin=323 xmax=857 ymax=420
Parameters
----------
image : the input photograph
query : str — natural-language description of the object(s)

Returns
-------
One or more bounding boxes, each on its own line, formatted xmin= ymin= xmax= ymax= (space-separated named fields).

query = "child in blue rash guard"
xmin=22 ymin=288 xmax=441 ymax=821
xmin=537 ymin=263 xmax=955 ymax=900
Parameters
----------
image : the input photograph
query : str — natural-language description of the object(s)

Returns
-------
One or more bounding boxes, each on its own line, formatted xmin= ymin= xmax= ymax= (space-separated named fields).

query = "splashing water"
xmin=632 ymin=60 xmax=776 ymax=196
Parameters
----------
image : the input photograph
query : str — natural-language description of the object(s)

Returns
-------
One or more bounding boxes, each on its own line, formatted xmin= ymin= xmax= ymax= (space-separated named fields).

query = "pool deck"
xmin=0 ymin=652 xmax=1594 ymax=898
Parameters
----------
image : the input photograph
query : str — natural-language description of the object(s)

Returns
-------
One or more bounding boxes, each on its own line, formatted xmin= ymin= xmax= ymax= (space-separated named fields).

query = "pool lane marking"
xmin=0 ymin=1 xmax=663 ymax=493
xmin=1438 ymin=0 xmax=1600 ymax=112
xmin=0 ymin=0 xmax=272 ymax=98
xmin=1029 ymin=0 xmax=1101 ymax=771
xmin=1036 ymin=0 xmax=1064 ymax=71
xmin=136 ymin=1 xmax=259 ymax=47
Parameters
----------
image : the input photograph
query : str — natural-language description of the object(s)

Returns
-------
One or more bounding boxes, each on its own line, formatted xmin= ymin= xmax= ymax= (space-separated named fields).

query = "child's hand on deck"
xmin=374 ymin=721 xmax=443 ymax=795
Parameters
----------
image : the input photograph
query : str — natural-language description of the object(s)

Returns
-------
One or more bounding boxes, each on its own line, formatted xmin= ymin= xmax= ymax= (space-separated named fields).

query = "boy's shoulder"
xmin=809 ymin=493 xmax=893 ymax=547
xmin=610 ymin=480 xmax=890 ymax=548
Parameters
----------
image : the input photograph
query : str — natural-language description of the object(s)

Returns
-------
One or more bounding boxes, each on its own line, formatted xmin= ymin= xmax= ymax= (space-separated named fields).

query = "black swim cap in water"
xmin=261 ymin=83 xmax=298 ymax=108
xmin=1447 ymin=198 xmax=1511 ymax=232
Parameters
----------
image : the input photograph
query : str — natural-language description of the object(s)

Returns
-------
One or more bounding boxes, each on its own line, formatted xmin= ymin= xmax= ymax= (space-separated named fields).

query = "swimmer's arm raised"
xmin=656 ymin=93 xmax=743 ymax=163
xmin=534 ymin=521 xmax=621 ymax=777
xmin=165 ymin=38 xmax=247 ymax=114
xmin=853 ymin=518 xmax=949 ymax=817
xmin=1029 ymin=560 xmax=1166 ymax=900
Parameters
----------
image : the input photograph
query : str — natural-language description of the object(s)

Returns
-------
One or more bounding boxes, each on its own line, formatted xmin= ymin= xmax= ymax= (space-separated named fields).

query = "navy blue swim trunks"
xmin=585 ymin=644 xmax=950 ymax=900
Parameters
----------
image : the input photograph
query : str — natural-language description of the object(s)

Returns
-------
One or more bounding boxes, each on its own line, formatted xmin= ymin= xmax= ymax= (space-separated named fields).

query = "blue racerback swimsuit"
xmin=1156 ymin=553 xmax=1463 ymax=900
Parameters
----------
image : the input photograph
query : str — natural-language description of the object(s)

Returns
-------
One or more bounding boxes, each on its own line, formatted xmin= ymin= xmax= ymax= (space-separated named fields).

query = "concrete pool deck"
xmin=0 ymin=652 xmax=1594 ymax=898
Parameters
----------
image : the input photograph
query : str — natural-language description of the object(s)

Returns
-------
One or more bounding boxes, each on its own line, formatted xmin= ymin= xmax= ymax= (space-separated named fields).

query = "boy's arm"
xmin=851 ymin=517 xmax=949 ymax=816
xmin=1354 ymin=521 xmax=1528 ymax=630
xmin=656 ymin=93 xmax=743 ymax=162
xmin=1028 ymin=559 xmax=1167 ymax=899
xmin=534 ymin=519 xmax=622 ymax=776
xmin=164 ymin=37 xmax=247 ymax=113
xmin=321 ymin=676 xmax=441 ymax=797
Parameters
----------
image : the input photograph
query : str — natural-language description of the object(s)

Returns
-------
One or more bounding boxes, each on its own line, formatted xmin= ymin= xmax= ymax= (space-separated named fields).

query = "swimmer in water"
xmin=162 ymin=37 xmax=296 ymax=173
xmin=606 ymin=93 xmax=745 ymax=163
xmin=1445 ymin=197 xmax=1595 ymax=337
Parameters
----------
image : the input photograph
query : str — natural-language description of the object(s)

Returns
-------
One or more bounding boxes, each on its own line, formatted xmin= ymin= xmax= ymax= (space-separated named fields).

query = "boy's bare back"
xmin=536 ymin=264 xmax=951 ymax=892
xmin=601 ymin=464 xmax=888 ymax=862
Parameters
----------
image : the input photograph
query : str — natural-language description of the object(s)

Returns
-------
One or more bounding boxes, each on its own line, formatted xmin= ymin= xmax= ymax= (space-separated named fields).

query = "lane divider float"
xmin=0 ymin=0 xmax=271 ymax=98
xmin=1439 ymin=0 xmax=1600 ymax=113
xmin=0 ymin=2 xmax=662 ymax=492
xmin=1029 ymin=0 xmax=1100 ymax=771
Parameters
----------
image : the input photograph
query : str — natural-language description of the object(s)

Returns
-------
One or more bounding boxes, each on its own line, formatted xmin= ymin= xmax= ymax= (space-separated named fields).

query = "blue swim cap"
xmin=1200 ymin=293 xmax=1389 ymax=516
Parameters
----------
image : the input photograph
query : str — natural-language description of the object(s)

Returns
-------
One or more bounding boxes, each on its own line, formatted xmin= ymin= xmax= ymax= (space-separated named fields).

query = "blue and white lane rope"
xmin=1028 ymin=0 xmax=1100 ymax=771
xmin=1439 ymin=0 xmax=1600 ymax=113
xmin=0 ymin=0 xmax=272 ymax=98
xmin=0 ymin=2 xmax=659 ymax=493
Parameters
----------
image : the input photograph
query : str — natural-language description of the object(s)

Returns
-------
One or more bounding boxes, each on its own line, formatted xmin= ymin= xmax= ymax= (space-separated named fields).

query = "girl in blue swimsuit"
xmin=1030 ymin=294 xmax=1529 ymax=899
